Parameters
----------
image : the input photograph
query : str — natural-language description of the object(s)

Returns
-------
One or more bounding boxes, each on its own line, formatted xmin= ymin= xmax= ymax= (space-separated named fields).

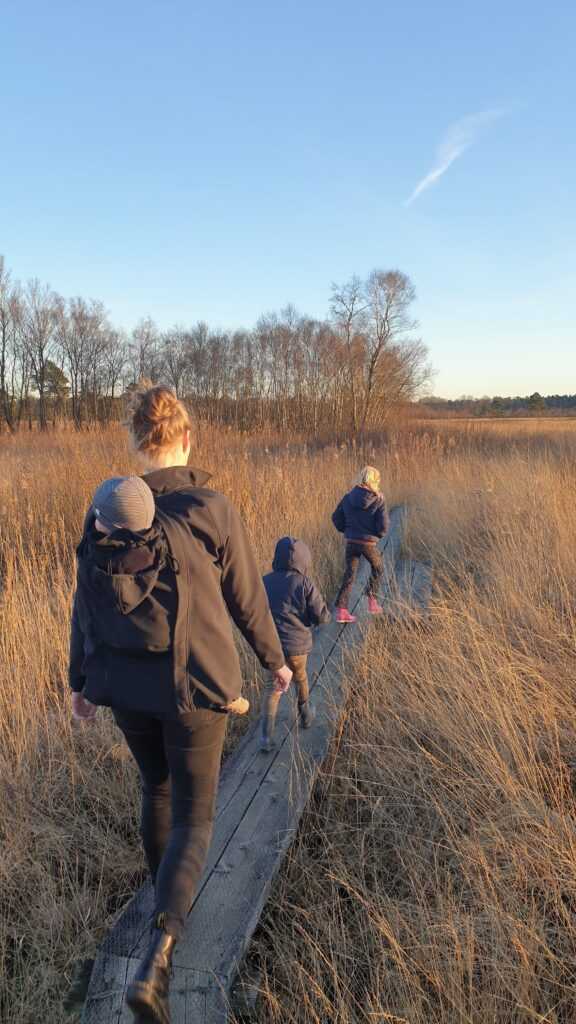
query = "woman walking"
xmin=69 ymin=385 xmax=291 ymax=1024
xmin=332 ymin=465 xmax=389 ymax=623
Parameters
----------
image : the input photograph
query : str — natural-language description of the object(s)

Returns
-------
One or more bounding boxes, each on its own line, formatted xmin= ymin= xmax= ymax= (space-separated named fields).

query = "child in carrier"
xmin=259 ymin=537 xmax=331 ymax=752
xmin=332 ymin=465 xmax=389 ymax=624
xmin=72 ymin=475 xmax=249 ymax=719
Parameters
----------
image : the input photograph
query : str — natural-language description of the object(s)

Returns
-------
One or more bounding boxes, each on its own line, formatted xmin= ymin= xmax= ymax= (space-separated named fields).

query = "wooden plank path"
xmin=80 ymin=506 xmax=428 ymax=1023
xmin=381 ymin=555 xmax=433 ymax=623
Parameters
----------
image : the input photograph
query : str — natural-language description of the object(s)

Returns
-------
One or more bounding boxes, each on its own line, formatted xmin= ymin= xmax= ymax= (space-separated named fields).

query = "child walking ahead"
xmin=260 ymin=537 xmax=331 ymax=752
xmin=332 ymin=466 xmax=389 ymax=623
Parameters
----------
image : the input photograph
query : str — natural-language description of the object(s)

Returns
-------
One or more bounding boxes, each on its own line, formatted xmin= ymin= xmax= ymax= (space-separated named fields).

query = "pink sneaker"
xmin=367 ymin=596 xmax=383 ymax=615
xmin=336 ymin=607 xmax=356 ymax=623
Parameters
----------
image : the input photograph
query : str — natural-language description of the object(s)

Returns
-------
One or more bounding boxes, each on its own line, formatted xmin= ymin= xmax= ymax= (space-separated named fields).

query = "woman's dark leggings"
xmin=335 ymin=541 xmax=384 ymax=609
xmin=113 ymin=702 xmax=227 ymax=941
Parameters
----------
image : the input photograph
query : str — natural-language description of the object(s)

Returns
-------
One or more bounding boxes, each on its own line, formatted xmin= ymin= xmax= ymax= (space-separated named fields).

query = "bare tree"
xmin=159 ymin=327 xmax=190 ymax=398
xmin=100 ymin=329 xmax=127 ymax=419
xmin=330 ymin=275 xmax=368 ymax=433
xmin=56 ymin=297 xmax=110 ymax=426
xmin=128 ymin=317 xmax=161 ymax=384
xmin=0 ymin=258 xmax=22 ymax=432
xmin=21 ymin=280 xmax=60 ymax=430
xmin=329 ymin=270 xmax=432 ymax=434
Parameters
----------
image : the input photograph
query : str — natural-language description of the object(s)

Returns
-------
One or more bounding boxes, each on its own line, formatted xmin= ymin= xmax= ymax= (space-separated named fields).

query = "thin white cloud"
xmin=405 ymin=108 xmax=507 ymax=206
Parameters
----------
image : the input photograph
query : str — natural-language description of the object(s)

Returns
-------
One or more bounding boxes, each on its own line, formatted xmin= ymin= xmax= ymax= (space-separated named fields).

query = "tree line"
xmin=0 ymin=256 xmax=430 ymax=435
xmin=420 ymin=393 xmax=576 ymax=418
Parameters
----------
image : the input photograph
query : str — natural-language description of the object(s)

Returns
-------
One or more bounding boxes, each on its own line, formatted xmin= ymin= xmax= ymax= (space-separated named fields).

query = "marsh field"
xmin=1 ymin=417 xmax=576 ymax=1023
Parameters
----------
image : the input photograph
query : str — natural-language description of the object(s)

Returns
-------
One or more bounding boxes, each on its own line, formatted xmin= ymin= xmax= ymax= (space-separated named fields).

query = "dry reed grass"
xmin=1 ymin=418 xmax=575 ymax=1022
xmin=0 ymin=422 xmax=381 ymax=1022
xmin=249 ymin=422 xmax=576 ymax=1023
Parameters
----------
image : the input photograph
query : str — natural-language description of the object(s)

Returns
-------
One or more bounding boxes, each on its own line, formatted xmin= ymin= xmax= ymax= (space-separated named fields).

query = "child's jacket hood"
xmin=272 ymin=537 xmax=312 ymax=575
xmin=348 ymin=485 xmax=381 ymax=511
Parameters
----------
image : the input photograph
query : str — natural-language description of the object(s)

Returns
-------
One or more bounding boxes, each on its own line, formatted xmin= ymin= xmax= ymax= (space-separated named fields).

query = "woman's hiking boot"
xmin=126 ymin=925 xmax=176 ymax=1024
xmin=298 ymin=701 xmax=315 ymax=729
xmin=259 ymin=712 xmax=276 ymax=753
xmin=336 ymin=607 xmax=356 ymax=623
xmin=367 ymin=596 xmax=383 ymax=615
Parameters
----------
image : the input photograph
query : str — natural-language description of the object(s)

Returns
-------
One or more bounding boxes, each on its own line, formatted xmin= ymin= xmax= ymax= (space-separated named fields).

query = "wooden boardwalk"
xmin=80 ymin=506 xmax=429 ymax=1023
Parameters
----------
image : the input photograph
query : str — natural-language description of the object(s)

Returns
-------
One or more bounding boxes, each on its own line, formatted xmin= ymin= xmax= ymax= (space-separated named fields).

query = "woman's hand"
xmin=274 ymin=665 xmax=293 ymax=694
xmin=72 ymin=692 xmax=97 ymax=721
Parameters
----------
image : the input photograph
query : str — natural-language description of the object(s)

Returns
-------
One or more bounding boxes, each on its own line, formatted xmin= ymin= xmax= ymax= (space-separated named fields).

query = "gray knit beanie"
xmin=91 ymin=476 xmax=155 ymax=533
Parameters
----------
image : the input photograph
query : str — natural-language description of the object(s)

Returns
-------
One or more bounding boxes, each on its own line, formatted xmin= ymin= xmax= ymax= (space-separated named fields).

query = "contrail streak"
xmin=405 ymin=108 xmax=506 ymax=205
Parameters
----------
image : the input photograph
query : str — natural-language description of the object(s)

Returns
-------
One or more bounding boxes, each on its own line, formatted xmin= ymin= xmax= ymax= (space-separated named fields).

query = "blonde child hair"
xmin=356 ymin=465 xmax=381 ymax=493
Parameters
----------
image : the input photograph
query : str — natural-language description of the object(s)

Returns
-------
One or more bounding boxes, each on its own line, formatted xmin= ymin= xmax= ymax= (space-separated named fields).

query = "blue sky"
xmin=2 ymin=0 xmax=575 ymax=398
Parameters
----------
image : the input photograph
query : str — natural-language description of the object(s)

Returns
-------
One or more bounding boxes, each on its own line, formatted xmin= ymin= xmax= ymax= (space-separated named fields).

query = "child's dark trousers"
xmin=262 ymin=653 xmax=309 ymax=719
xmin=335 ymin=541 xmax=383 ymax=609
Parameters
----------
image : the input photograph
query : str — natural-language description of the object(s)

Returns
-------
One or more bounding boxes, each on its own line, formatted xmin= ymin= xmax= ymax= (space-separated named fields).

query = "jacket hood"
xmin=348 ymin=484 xmax=380 ymax=509
xmin=143 ymin=466 xmax=212 ymax=494
xmin=272 ymin=537 xmax=312 ymax=575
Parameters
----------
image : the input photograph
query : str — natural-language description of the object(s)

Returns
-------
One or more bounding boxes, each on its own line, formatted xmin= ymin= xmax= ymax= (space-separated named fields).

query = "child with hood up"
xmin=260 ymin=537 xmax=331 ymax=752
xmin=332 ymin=465 xmax=389 ymax=623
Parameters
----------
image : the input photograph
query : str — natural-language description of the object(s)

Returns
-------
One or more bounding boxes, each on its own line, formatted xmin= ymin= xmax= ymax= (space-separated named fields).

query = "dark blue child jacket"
xmin=332 ymin=486 xmax=389 ymax=543
xmin=263 ymin=538 xmax=331 ymax=656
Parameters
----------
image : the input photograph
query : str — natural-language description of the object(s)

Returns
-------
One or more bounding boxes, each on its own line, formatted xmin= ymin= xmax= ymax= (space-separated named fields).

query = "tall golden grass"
xmin=250 ymin=422 xmax=576 ymax=1023
xmin=1 ymin=418 xmax=575 ymax=1022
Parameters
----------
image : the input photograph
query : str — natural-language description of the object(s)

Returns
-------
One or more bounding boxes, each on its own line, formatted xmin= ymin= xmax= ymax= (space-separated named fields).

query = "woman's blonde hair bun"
xmin=127 ymin=381 xmax=191 ymax=455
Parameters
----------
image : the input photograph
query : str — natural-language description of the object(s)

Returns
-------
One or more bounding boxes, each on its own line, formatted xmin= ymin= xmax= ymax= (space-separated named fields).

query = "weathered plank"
xmin=382 ymin=555 xmax=432 ymax=622
xmin=80 ymin=954 xmax=129 ymax=1024
xmin=411 ymin=559 xmax=433 ymax=610
xmin=80 ymin=507 xmax=407 ymax=1023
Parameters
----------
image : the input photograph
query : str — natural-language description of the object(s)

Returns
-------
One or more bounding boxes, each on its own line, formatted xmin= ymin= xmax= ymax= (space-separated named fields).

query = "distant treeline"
xmin=0 ymin=256 xmax=431 ymax=435
xmin=419 ymin=393 xmax=576 ymax=418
